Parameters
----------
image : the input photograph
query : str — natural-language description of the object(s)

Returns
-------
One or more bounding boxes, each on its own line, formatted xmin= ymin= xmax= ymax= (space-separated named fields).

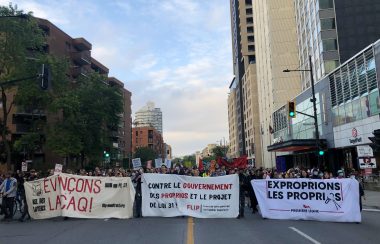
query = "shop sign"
xmin=349 ymin=128 xmax=362 ymax=144
xmin=357 ymin=145 xmax=374 ymax=157
xmin=358 ymin=157 xmax=377 ymax=169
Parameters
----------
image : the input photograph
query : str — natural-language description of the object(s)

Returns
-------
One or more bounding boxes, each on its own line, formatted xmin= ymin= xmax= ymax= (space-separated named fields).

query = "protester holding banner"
xmin=133 ymin=168 xmax=143 ymax=218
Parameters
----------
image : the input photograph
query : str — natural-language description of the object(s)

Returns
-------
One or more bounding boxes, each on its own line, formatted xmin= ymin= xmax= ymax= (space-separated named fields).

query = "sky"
xmin=1 ymin=0 xmax=233 ymax=157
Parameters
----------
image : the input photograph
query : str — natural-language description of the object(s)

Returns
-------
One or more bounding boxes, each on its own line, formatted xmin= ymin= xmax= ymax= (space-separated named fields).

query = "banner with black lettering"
xmin=24 ymin=173 xmax=135 ymax=219
xmin=142 ymin=174 xmax=239 ymax=218
xmin=252 ymin=179 xmax=361 ymax=222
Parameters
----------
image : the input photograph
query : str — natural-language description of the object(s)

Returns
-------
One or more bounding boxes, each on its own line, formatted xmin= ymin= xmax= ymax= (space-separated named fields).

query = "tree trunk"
xmin=1 ymin=87 xmax=12 ymax=170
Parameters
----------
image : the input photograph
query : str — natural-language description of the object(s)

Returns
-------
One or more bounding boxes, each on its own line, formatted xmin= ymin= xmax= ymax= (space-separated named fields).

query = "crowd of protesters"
xmin=0 ymin=162 xmax=366 ymax=221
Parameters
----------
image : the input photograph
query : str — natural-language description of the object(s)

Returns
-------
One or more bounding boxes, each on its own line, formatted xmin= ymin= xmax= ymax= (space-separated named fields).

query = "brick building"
xmin=1 ymin=18 xmax=132 ymax=170
xmin=132 ymin=127 xmax=164 ymax=159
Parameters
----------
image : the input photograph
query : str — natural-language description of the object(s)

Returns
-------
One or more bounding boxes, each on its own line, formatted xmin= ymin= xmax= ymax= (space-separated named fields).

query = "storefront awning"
xmin=267 ymin=139 xmax=327 ymax=152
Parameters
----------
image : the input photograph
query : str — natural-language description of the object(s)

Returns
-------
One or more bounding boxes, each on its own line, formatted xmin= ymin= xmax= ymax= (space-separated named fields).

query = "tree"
xmin=0 ymin=4 xmax=46 ymax=168
xmin=46 ymin=72 xmax=123 ymax=168
xmin=133 ymin=147 xmax=157 ymax=165
xmin=211 ymin=145 xmax=229 ymax=158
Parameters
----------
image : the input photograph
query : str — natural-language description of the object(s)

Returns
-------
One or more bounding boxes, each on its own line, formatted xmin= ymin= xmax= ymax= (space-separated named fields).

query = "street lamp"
xmin=283 ymin=55 xmax=322 ymax=167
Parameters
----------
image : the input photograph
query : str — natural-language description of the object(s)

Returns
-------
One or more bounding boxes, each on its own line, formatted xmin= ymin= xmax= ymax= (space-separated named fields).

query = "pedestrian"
xmin=133 ymin=168 xmax=143 ymax=218
xmin=19 ymin=170 xmax=38 ymax=222
xmin=0 ymin=171 xmax=18 ymax=221
xmin=237 ymin=168 xmax=246 ymax=218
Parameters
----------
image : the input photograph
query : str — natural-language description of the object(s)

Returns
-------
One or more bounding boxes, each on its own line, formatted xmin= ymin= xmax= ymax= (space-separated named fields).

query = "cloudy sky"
xmin=1 ymin=0 xmax=233 ymax=157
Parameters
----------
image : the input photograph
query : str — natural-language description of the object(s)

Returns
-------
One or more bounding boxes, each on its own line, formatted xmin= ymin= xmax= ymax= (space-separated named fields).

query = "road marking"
xmin=289 ymin=227 xmax=321 ymax=244
xmin=363 ymin=208 xmax=380 ymax=212
xmin=187 ymin=217 xmax=194 ymax=244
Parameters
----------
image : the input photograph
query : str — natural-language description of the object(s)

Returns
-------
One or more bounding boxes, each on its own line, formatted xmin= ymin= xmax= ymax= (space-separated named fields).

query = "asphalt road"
xmin=1 ymin=209 xmax=379 ymax=244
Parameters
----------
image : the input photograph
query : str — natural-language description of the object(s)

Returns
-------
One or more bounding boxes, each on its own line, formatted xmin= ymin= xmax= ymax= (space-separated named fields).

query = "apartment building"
xmin=1 ymin=18 xmax=132 ymax=169
xmin=134 ymin=102 xmax=163 ymax=135
xmin=132 ymin=126 xmax=165 ymax=158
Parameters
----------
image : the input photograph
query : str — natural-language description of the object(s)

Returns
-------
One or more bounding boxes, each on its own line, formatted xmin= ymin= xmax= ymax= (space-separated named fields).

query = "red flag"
xmin=198 ymin=158 xmax=204 ymax=171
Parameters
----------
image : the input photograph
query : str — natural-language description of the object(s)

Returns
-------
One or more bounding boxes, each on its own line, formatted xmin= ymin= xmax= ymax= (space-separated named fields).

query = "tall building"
xmin=227 ymin=79 xmax=239 ymax=158
xmin=295 ymin=0 xmax=380 ymax=91
xmin=134 ymin=102 xmax=163 ymax=135
xmin=253 ymin=0 xmax=302 ymax=167
xmin=228 ymin=0 xmax=262 ymax=166
xmin=229 ymin=0 xmax=246 ymax=157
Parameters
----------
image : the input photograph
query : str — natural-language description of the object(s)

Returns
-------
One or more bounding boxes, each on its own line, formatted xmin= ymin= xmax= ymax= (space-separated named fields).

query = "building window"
xmin=324 ymin=60 xmax=339 ymax=73
xmin=248 ymin=36 xmax=254 ymax=43
xmin=319 ymin=0 xmax=334 ymax=9
xmin=322 ymin=39 xmax=338 ymax=51
xmin=135 ymin=131 xmax=138 ymax=136
xmin=246 ymin=17 xmax=253 ymax=24
xmin=246 ymin=8 xmax=252 ymax=15
xmin=320 ymin=18 xmax=335 ymax=30
xmin=247 ymin=26 xmax=254 ymax=33
xmin=248 ymin=45 xmax=255 ymax=52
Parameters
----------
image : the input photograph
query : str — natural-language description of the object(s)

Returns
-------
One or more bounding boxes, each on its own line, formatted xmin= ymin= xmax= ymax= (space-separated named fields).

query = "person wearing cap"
xmin=336 ymin=170 xmax=344 ymax=179
xmin=0 ymin=171 xmax=17 ymax=221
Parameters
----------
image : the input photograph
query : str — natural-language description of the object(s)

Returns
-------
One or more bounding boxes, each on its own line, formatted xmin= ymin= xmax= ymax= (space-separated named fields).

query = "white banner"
xmin=24 ymin=173 xmax=135 ymax=219
xmin=142 ymin=174 xmax=239 ymax=218
xmin=252 ymin=179 xmax=361 ymax=222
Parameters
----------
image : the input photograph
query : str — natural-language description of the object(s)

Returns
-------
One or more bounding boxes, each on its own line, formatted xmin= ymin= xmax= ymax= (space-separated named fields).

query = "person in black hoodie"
xmin=133 ymin=168 xmax=143 ymax=218
xmin=247 ymin=170 xmax=258 ymax=213
xmin=237 ymin=168 xmax=247 ymax=218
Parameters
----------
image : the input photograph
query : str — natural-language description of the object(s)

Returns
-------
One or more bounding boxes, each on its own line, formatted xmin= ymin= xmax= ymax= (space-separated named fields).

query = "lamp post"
xmin=283 ymin=55 xmax=321 ymax=167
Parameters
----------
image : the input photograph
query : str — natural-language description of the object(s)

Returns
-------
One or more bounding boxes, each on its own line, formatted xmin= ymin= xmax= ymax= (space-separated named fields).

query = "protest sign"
xmin=155 ymin=158 xmax=163 ymax=168
xmin=252 ymin=178 xmax=361 ymax=222
xmin=24 ymin=173 xmax=135 ymax=219
xmin=165 ymin=159 xmax=172 ymax=168
xmin=54 ymin=164 xmax=63 ymax=175
xmin=142 ymin=174 xmax=239 ymax=218
xmin=21 ymin=161 xmax=27 ymax=172
xmin=132 ymin=158 xmax=142 ymax=170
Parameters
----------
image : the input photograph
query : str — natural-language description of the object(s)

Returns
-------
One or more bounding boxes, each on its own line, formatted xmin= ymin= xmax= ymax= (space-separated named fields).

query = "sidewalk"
xmin=363 ymin=190 xmax=380 ymax=210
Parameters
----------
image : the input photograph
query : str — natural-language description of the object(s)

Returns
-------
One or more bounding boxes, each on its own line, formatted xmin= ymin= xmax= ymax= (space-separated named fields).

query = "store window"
xmin=369 ymin=89 xmax=380 ymax=116
xmin=360 ymin=95 xmax=370 ymax=118
xmin=351 ymin=98 xmax=362 ymax=122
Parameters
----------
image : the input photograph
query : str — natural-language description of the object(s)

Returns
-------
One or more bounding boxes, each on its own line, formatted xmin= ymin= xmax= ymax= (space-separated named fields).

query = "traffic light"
xmin=104 ymin=148 xmax=110 ymax=158
xmin=288 ymin=101 xmax=296 ymax=118
xmin=40 ymin=64 xmax=51 ymax=90
xmin=369 ymin=129 xmax=380 ymax=153
xmin=318 ymin=149 xmax=325 ymax=156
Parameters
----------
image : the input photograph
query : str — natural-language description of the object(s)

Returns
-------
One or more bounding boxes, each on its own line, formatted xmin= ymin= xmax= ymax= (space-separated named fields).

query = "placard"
xmin=132 ymin=158 xmax=142 ymax=170
xmin=54 ymin=164 xmax=63 ymax=175
xmin=252 ymin=179 xmax=361 ymax=222
xmin=21 ymin=161 xmax=28 ymax=172
xmin=142 ymin=174 xmax=239 ymax=218
xmin=154 ymin=158 xmax=163 ymax=168
xmin=24 ymin=173 xmax=135 ymax=219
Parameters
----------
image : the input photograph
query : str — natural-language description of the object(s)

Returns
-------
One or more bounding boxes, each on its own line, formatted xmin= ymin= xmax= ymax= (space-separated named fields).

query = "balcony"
xmin=71 ymin=66 xmax=89 ymax=78
xmin=71 ymin=50 xmax=91 ymax=65
xmin=72 ymin=38 xmax=92 ymax=51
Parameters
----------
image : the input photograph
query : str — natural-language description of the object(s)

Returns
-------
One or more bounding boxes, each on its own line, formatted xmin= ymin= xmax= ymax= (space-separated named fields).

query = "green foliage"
xmin=211 ymin=145 xmax=229 ymax=158
xmin=0 ymin=4 xmax=45 ymax=81
xmin=133 ymin=147 xmax=157 ymax=164
xmin=46 ymin=72 xmax=123 ymax=164
xmin=0 ymin=4 xmax=46 ymax=167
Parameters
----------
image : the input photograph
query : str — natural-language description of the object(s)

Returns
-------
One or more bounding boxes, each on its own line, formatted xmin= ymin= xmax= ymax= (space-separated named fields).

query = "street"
xmin=1 ymin=209 xmax=379 ymax=244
